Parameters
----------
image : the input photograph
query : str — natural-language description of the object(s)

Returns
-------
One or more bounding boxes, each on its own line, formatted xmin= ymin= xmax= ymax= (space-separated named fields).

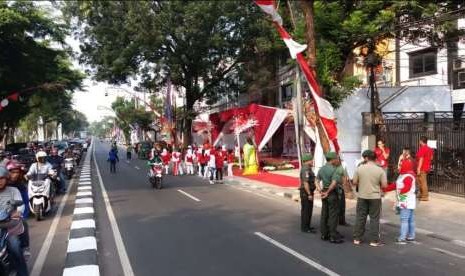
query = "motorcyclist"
xmin=0 ymin=167 xmax=28 ymax=276
xmin=24 ymin=151 xmax=54 ymax=183
xmin=46 ymin=148 xmax=66 ymax=194
xmin=6 ymin=161 xmax=30 ymax=261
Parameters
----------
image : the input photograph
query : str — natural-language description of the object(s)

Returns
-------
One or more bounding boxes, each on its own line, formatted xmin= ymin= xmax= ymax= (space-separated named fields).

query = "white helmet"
xmin=36 ymin=151 xmax=47 ymax=159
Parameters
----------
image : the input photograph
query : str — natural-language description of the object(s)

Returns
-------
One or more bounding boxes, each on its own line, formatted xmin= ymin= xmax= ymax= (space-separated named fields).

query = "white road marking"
xmin=67 ymin=236 xmax=97 ymax=252
xmin=71 ymin=219 xmax=96 ymax=229
xmin=93 ymin=145 xmax=135 ymax=276
xmin=78 ymin=186 xmax=92 ymax=191
xmin=134 ymin=166 xmax=140 ymax=170
xmin=76 ymin=191 xmax=93 ymax=197
xmin=75 ymin=198 xmax=93 ymax=204
xmin=229 ymin=185 xmax=277 ymax=201
xmin=30 ymin=164 xmax=77 ymax=276
xmin=177 ymin=189 xmax=201 ymax=202
xmin=74 ymin=207 xmax=94 ymax=215
xmin=431 ymin=247 xmax=465 ymax=259
xmin=452 ymin=240 xmax=465 ymax=248
xmin=254 ymin=232 xmax=340 ymax=276
xmin=63 ymin=265 xmax=100 ymax=276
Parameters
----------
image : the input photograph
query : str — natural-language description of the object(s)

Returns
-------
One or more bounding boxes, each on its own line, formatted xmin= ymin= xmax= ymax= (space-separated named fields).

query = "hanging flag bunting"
xmin=254 ymin=0 xmax=340 ymax=152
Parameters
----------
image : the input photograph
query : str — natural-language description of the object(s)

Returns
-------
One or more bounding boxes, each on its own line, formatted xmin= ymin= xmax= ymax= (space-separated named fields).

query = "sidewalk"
xmin=225 ymin=174 xmax=465 ymax=246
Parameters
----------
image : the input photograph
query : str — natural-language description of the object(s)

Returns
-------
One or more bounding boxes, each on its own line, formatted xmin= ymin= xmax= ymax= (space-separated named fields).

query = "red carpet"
xmin=233 ymin=168 xmax=299 ymax=188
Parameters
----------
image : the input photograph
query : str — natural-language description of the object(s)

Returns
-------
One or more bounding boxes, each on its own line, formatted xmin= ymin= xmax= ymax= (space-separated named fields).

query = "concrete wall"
xmin=336 ymin=85 xmax=452 ymax=177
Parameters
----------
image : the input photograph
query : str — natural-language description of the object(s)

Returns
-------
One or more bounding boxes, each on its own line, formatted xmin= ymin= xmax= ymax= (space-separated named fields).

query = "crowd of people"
xmin=300 ymin=136 xmax=434 ymax=246
xmin=112 ymin=140 xmax=238 ymax=184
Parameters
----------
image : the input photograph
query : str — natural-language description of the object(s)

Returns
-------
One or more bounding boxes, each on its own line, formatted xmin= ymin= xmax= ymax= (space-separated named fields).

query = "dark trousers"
xmin=126 ymin=151 xmax=132 ymax=160
xmin=338 ymin=187 xmax=346 ymax=225
xmin=19 ymin=220 xmax=29 ymax=248
xmin=320 ymin=192 xmax=339 ymax=239
xmin=110 ymin=161 xmax=117 ymax=173
xmin=300 ymin=189 xmax=314 ymax=231
xmin=200 ymin=164 xmax=206 ymax=176
xmin=7 ymin=234 xmax=28 ymax=276
xmin=353 ymin=198 xmax=382 ymax=242
xmin=216 ymin=167 xmax=223 ymax=181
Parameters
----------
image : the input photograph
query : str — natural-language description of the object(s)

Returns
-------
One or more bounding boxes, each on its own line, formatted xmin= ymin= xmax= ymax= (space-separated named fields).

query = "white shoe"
xmin=209 ymin=180 xmax=214 ymax=184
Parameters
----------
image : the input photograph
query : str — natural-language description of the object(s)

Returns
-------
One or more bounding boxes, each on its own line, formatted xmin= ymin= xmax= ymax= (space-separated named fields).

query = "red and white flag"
xmin=254 ymin=0 xmax=340 ymax=152
xmin=255 ymin=0 xmax=307 ymax=59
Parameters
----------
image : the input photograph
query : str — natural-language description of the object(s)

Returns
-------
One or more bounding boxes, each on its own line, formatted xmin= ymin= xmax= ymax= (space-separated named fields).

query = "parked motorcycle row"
xmin=0 ymin=138 xmax=90 ymax=275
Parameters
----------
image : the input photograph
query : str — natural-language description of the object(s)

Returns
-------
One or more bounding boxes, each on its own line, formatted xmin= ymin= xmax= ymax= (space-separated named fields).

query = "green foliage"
xmin=61 ymin=0 xmax=281 ymax=144
xmin=111 ymin=97 xmax=154 ymax=141
xmin=0 ymin=1 xmax=84 ymax=142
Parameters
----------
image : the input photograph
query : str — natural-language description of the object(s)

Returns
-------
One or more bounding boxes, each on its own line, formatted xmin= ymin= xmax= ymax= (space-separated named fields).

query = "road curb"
xmin=225 ymin=177 xmax=465 ymax=249
xmin=63 ymin=143 xmax=100 ymax=276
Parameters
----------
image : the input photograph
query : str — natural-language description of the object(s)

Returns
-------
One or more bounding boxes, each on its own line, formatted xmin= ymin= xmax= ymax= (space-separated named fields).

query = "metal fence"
xmin=380 ymin=111 xmax=465 ymax=197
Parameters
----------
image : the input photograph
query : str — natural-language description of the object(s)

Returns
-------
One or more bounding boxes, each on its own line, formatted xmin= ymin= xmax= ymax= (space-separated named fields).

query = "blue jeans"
xmin=7 ymin=234 xmax=28 ymax=276
xmin=399 ymin=208 xmax=415 ymax=240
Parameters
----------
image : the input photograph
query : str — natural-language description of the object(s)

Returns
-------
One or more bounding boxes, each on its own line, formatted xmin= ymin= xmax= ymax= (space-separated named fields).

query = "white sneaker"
xmin=23 ymin=247 xmax=31 ymax=262
xmin=209 ymin=180 xmax=214 ymax=184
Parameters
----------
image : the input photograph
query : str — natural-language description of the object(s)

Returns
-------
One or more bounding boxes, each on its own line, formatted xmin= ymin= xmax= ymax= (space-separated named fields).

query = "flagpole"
xmin=294 ymin=68 xmax=305 ymax=178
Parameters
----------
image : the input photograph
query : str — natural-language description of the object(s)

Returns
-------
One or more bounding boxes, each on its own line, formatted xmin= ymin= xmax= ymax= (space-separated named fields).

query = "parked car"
xmin=12 ymin=148 xmax=35 ymax=171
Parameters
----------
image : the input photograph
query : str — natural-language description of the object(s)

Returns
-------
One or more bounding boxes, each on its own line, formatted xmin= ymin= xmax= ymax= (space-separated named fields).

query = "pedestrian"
xmin=300 ymin=154 xmax=316 ymax=234
xmin=374 ymin=138 xmax=390 ymax=173
xmin=383 ymin=158 xmax=416 ymax=244
xmin=161 ymin=148 xmax=171 ymax=175
xmin=227 ymin=149 xmax=235 ymax=178
xmin=126 ymin=144 xmax=133 ymax=160
xmin=204 ymin=147 xmax=211 ymax=179
xmin=196 ymin=146 xmax=204 ymax=176
xmin=185 ymin=146 xmax=195 ymax=175
xmin=352 ymin=150 xmax=388 ymax=247
xmin=335 ymin=157 xmax=350 ymax=226
xmin=316 ymin=152 xmax=343 ymax=244
xmin=215 ymin=147 xmax=224 ymax=183
xmin=208 ymin=148 xmax=216 ymax=184
xmin=171 ymin=147 xmax=183 ymax=176
xmin=416 ymin=136 xmax=433 ymax=201
xmin=107 ymin=148 xmax=119 ymax=173
xmin=199 ymin=149 xmax=207 ymax=178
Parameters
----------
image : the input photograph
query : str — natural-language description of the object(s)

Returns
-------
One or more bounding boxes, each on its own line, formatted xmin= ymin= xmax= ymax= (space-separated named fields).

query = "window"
xmin=409 ymin=48 xmax=437 ymax=78
xmin=281 ymin=83 xmax=293 ymax=102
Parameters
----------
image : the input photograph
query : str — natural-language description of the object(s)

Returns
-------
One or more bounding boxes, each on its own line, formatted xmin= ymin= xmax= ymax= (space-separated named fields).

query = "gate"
xmin=380 ymin=111 xmax=465 ymax=197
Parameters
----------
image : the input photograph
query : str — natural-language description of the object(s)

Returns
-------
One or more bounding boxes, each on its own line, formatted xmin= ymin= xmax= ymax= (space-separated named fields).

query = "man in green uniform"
xmin=335 ymin=157 xmax=350 ymax=226
xmin=316 ymin=152 xmax=344 ymax=244
xmin=299 ymin=154 xmax=316 ymax=233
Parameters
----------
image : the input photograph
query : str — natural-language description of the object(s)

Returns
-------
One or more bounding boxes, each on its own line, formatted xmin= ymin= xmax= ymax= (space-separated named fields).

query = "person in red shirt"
xmin=374 ymin=139 xmax=390 ymax=172
xmin=416 ymin=136 xmax=434 ymax=201
xmin=227 ymin=149 xmax=235 ymax=178
xmin=215 ymin=146 xmax=224 ymax=183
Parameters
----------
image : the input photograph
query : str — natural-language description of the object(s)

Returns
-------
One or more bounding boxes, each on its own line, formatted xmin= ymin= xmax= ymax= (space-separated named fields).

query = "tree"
xmin=0 ymin=1 xmax=84 ymax=144
xmin=61 ymin=0 xmax=280 ymax=145
xmin=111 ymin=97 xmax=155 ymax=142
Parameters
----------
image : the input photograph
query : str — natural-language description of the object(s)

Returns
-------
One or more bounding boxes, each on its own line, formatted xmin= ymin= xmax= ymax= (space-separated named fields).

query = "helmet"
xmin=6 ymin=160 xmax=22 ymax=171
xmin=36 ymin=151 xmax=47 ymax=159
xmin=0 ymin=167 xmax=9 ymax=178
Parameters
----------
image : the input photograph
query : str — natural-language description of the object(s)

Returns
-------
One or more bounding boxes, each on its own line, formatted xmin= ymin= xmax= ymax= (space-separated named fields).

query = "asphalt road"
xmin=93 ymin=140 xmax=465 ymax=276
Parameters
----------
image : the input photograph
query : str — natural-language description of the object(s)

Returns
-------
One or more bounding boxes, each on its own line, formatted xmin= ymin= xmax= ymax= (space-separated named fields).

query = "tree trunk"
xmin=301 ymin=0 xmax=331 ymax=153
xmin=301 ymin=0 xmax=317 ymax=71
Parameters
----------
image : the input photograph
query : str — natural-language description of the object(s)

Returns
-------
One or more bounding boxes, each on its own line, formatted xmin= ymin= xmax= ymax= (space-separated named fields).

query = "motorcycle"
xmin=0 ymin=200 xmax=24 ymax=275
xmin=28 ymin=174 xmax=55 ymax=221
xmin=148 ymin=162 xmax=163 ymax=189
xmin=64 ymin=158 xmax=74 ymax=180
xmin=73 ymin=149 xmax=82 ymax=165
